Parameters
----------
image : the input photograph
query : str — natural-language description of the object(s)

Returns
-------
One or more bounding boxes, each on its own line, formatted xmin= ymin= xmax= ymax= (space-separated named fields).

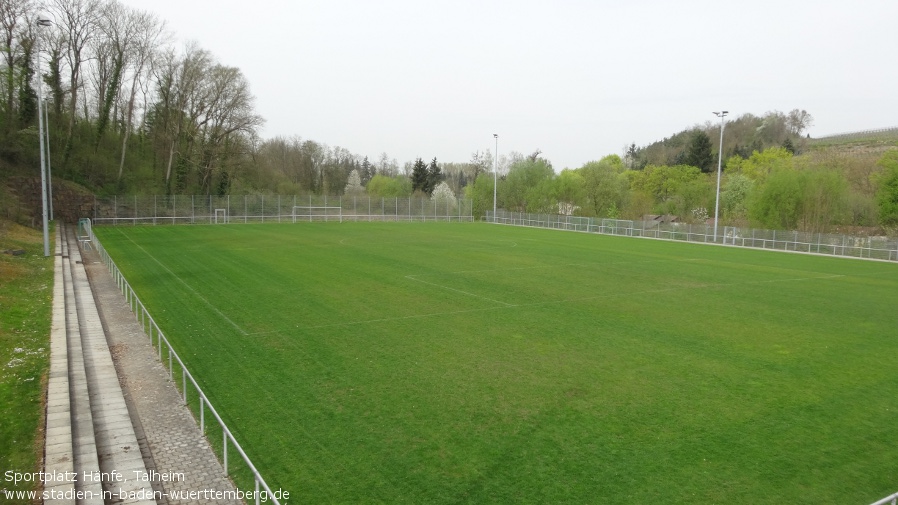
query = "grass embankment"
xmin=0 ymin=222 xmax=52 ymax=503
xmin=96 ymin=222 xmax=898 ymax=504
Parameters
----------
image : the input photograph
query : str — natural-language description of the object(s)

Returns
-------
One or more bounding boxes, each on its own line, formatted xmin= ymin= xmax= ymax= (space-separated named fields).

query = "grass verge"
xmin=0 ymin=221 xmax=52 ymax=503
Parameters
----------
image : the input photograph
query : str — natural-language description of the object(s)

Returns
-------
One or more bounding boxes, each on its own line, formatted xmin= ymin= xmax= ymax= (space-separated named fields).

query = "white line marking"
xmin=404 ymin=275 xmax=515 ymax=307
xmin=264 ymin=272 xmax=846 ymax=334
xmin=115 ymin=230 xmax=248 ymax=335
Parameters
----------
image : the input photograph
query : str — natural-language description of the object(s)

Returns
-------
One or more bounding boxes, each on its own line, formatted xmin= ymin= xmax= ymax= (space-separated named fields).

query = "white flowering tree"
xmin=431 ymin=181 xmax=457 ymax=210
xmin=344 ymin=169 xmax=365 ymax=196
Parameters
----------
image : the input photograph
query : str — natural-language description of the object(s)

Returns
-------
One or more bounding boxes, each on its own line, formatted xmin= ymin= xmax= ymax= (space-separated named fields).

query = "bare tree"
xmin=787 ymin=109 xmax=814 ymax=137
xmin=154 ymin=42 xmax=212 ymax=187
xmin=116 ymin=7 xmax=164 ymax=179
xmin=0 ymin=0 xmax=35 ymax=132
xmin=50 ymin=0 xmax=101 ymax=167
xmin=193 ymin=63 xmax=263 ymax=192
xmin=90 ymin=0 xmax=132 ymax=149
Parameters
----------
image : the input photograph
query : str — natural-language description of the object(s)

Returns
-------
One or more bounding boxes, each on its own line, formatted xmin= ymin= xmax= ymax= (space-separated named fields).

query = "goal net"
xmin=292 ymin=206 xmax=343 ymax=223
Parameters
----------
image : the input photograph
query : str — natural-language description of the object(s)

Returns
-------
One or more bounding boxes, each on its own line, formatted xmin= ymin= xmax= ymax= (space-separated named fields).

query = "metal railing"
xmin=91 ymin=194 xmax=473 ymax=225
xmin=812 ymin=126 xmax=898 ymax=143
xmin=86 ymin=219 xmax=281 ymax=505
xmin=870 ymin=492 xmax=898 ymax=505
xmin=489 ymin=210 xmax=898 ymax=262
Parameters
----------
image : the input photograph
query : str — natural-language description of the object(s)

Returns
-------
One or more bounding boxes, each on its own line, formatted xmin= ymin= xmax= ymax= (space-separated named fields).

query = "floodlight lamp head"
xmin=37 ymin=17 xmax=52 ymax=26
xmin=493 ymin=133 xmax=498 ymax=138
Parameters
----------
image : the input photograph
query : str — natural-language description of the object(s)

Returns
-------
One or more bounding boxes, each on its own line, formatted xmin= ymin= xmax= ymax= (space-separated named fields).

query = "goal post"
xmin=292 ymin=206 xmax=343 ymax=223
xmin=214 ymin=208 xmax=227 ymax=224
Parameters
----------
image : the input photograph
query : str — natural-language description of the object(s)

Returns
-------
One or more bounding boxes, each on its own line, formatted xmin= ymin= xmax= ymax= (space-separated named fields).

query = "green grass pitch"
xmin=94 ymin=222 xmax=898 ymax=504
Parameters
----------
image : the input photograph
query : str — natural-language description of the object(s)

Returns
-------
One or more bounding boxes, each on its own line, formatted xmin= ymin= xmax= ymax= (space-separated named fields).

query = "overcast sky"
xmin=119 ymin=0 xmax=898 ymax=170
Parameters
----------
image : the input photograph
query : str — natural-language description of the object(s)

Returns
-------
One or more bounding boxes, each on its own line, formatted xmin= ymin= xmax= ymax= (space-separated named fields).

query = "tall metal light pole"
xmin=36 ymin=16 xmax=52 ymax=257
xmin=44 ymin=97 xmax=53 ymax=220
xmin=712 ymin=111 xmax=728 ymax=243
xmin=493 ymin=133 xmax=498 ymax=222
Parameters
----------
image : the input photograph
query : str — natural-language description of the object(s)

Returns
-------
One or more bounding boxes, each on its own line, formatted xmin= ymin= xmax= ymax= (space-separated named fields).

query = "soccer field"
xmin=95 ymin=222 xmax=898 ymax=504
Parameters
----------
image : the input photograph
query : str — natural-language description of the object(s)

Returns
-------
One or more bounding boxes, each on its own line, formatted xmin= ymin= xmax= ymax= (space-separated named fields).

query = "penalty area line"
xmin=404 ymin=274 xmax=515 ymax=307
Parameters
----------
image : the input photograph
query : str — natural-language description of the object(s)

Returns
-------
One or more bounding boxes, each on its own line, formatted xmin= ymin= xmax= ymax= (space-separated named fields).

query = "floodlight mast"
xmin=493 ymin=133 xmax=498 ymax=222
xmin=45 ymin=97 xmax=53 ymax=219
xmin=712 ymin=110 xmax=728 ymax=243
xmin=36 ymin=16 xmax=52 ymax=257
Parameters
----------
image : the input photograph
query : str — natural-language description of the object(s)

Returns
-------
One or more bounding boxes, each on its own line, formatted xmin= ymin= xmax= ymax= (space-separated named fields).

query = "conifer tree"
xmin=411 ymin=157 xmax=428 ymax=193
xmin=685 ymin=130 xmax=714 ymax=173
xmin=426 ymin=157 xmax=442 ymax=194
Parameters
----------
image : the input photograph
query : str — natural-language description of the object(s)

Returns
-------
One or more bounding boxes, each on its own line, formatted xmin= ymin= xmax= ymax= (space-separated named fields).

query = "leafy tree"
xmin=367 ymin=174 xmax=412 ymax=197
xmin=580 ymin=155 xmax=627 ymax=217
xmin=800 ymin=169 xmax=848 ymax=233
xmin=749 ymin=168 xmax=803 ymax=230
xmin=749 ymin=168 xmax=848 ymax=233
xmin=410 ymin=157 xmax=428 ymax=193
xmin=629 ymin=164 xmax=703 ymax=204
xmin=725 ymin=147 xmax=794 ymax=182
xmin=464 ymin=172 xmax=495 ymax=219
xmin=720 ymin=174 xmax=754 ymax=224
xmin=500 ymin=158 xmax=554 ymax=212
xmin=554 ymin=169 xmax=585 ymax=215
xmin=684 ymin=130 xmax=714 ymax=173
xmin=670 ymin=178 xmax=713 ymax=222
xmin=875 ymin=150 xmax=898 ymax=227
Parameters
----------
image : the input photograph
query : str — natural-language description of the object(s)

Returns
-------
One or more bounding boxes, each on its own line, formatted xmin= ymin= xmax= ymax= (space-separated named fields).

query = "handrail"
xmin=488 ymin=211 xmax=898 ymax=262
xmin=869 ymin=492 xmax=898 ymax=505
xmin=86 ymin=220 xmax=280 ymax=505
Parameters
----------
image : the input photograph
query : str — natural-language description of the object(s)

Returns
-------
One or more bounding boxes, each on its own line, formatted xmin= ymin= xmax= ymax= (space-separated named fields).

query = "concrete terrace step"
xmin=43 ymin=226 xmax=77 ymax=503
xmin=64 ymin=227 xmax=103 ymax=504
xmin=44 ymin=225 xmax=156 ymax=505
xmin=67 ymin=228 xmax=155 ymax=504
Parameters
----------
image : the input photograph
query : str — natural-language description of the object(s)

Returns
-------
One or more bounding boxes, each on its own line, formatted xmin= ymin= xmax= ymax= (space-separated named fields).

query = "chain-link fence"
xmin=91 ymin=195 xmax=473 ymax=224
xmin=489 ymin=210 xmax=898 ymax=262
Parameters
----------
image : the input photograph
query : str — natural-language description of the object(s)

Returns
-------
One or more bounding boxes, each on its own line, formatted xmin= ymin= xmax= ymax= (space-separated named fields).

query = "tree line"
xmin=464 ymin=145 xmax=898 ymax=234
xmin=2 ymin=0 xmax=264 ymax=194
